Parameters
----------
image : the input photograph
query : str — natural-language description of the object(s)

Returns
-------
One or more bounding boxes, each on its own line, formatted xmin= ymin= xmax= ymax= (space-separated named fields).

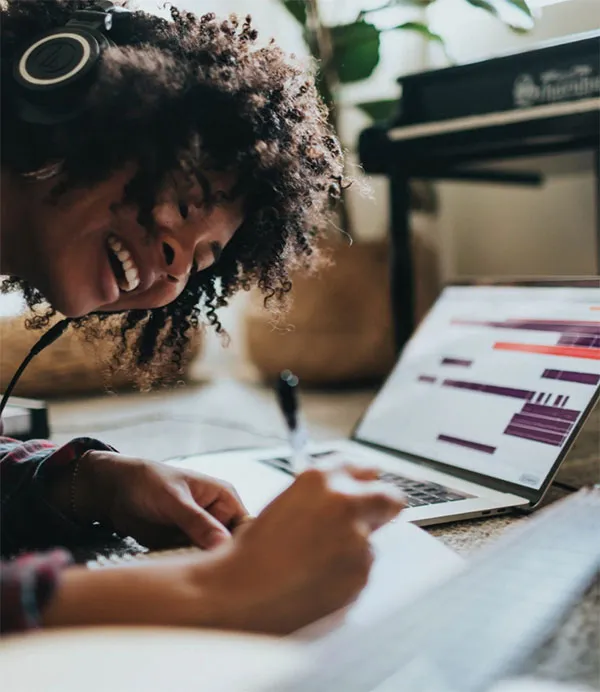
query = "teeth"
xmin=107 ymin=235 xmax=140 ymax=292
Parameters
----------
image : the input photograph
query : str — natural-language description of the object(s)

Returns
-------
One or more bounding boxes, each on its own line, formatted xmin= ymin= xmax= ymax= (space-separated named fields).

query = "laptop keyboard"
xmin=377 ymin=472 xmax=472 ymax=507
xmin=261 ymin=451 xmax=473 ymax=507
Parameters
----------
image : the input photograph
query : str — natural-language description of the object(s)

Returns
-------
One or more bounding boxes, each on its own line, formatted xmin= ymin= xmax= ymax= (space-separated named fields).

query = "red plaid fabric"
xmin=1 ymin=436 xmax=114 ymax=634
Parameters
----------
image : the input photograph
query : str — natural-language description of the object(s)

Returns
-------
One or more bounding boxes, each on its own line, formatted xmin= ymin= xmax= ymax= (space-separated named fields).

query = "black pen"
xmin=276 ymin=370 xmax=310 ymax=473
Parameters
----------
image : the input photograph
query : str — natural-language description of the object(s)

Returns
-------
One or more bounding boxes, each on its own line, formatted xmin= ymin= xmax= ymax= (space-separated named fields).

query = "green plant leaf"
xmin=330 ymin=20 xmax=381 ymax=84
xmin=390 ymin=22 xmax=453 ymax=61
xmin=358 ymin=0 xmax=435 ymax=18
xmin=465 ymin=0 xmax=534 ymax=31
xmin=378 ymin=0 xmax=437 ymax=7
xmin=281 ymin=0 xmax=307 ymax=26
xmin=392 ymin=21 xmax=445 ymax=45
xmin=356 ymin=99 xmax=398 ymax=121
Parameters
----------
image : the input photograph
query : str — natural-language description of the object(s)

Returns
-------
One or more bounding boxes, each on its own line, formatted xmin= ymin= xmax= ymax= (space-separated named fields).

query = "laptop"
xmin=176 ymin=282 xmax=600 ymax=526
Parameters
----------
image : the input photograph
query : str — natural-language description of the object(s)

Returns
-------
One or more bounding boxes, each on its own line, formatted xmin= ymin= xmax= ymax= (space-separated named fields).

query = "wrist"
xmin=70 ymin=450 xmax=119 ymax=527
xmin=186 ymin=545 xmax=271 ymax=633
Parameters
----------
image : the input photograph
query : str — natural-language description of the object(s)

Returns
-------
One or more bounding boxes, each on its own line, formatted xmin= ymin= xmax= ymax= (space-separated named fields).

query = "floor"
xmin=49 ymin=377 xmax=376 ymax=460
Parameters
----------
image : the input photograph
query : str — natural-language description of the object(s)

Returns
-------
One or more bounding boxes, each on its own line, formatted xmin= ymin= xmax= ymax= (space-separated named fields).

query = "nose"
xmin=152 ymin=202 xmax=195 ymax=282
xmin=160 ymin=236 xmax=190 ymax=282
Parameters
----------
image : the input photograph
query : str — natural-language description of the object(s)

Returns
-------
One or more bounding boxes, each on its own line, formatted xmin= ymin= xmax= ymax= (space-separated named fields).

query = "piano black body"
xmin=359 ymin=30 xmax=600 ymax=352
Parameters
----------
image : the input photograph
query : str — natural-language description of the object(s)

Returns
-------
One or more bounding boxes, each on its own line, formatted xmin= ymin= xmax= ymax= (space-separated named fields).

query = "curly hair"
xmin=0 ymin=0 xmax=343 ymax=382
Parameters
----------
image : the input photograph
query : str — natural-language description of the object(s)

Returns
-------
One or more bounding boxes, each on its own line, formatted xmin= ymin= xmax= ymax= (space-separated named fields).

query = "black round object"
xmin=10 ymin=2 xmax=126 ymax=125
xmin=13 ymin=29 xmax=103 ymax=92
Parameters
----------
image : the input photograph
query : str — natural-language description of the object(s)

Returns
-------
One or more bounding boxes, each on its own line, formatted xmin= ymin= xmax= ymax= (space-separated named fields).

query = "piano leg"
xmin=389 ymin=167 xmax=414 ymax=354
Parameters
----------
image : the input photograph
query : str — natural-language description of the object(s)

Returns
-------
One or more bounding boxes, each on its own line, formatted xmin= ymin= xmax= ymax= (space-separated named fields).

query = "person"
xmin=0 ymin=1 xmax=405 ymax=636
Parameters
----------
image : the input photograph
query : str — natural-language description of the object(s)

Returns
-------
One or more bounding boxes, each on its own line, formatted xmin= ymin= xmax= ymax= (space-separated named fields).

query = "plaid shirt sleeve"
xmin=1 ymin=435 xmax=116 ymax=634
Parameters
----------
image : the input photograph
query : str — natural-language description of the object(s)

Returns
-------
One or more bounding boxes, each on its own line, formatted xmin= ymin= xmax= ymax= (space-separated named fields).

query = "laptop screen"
xmin=354 ymin=285 xmax=600 ymax=490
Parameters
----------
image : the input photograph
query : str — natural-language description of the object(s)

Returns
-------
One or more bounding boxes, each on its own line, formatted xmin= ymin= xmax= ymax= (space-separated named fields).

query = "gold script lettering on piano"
xmin=514 ymin=66 xmax=600 ymax=108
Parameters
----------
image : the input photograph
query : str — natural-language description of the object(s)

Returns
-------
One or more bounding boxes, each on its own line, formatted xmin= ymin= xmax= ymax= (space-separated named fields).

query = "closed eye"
xmin=178 ymin=201 xmax=189 ymax=219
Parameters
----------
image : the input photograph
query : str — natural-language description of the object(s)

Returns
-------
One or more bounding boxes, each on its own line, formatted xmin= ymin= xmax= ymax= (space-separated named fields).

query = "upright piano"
xmin=359 ymin=30 xmax=600 ymax=351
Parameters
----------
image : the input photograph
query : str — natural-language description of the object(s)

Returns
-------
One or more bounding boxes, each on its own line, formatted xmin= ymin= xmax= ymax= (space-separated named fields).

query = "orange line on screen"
xmin=493 ymin=342 xmax=600 ymax=361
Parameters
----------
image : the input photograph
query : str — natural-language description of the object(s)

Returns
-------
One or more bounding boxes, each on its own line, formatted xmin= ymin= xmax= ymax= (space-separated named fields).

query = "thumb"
xmin=172 ymin=498 xmax=231 ymax=549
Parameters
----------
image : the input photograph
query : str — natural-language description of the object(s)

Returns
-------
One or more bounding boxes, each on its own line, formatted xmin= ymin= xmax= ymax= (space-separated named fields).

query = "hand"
xmin=201 ymin=465 xmax=406 ymax=635
xmin=61 ymin=451 xmax=249 ymax=549
xmin=43 ymin=464 xmax=404 ymax=635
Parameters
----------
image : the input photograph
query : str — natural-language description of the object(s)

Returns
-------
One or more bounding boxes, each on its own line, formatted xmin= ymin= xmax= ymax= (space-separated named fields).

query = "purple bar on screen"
xmin=561 ymin=396 xmax=569 ymax=407
xmin=511 ymin=413 xmax=572 ymax=434
xmin=418 ymin=375 xmax=436 ymax=383
xmin=543 ymin=369 xmax=559 ymax=380
xmin=506 ymin=321 xmax=600 ymax=336
xmin=437 ymin=434 xmax=496 ymax=454
xmin=441 ymin=358 xmax=473 ymax=367
xmin=545 ymin=393 xmax=552 ymax=404
xmin=542 ymin=369 xmax=600 ymax=386
xmin=559 ymin=335 xmax=597 ymax=347
xmin=504 ymin=425 xmax=564 ymax=447
xmin=443 ymin=379 xmax=534 ymax=400
xmin=522 ymin=403 xmax=579 ymax=422
xmin=536 ymin=392 xmax=545 ymax=403
xmin=554 ymin=395 xmax=563 ymax=407
xmin=452 ymin=319 xmax=600 ymax=335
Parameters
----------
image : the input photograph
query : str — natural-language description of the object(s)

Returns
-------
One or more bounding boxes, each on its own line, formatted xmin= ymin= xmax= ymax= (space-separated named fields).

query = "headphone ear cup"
xmin=14 ymin=28 xmax=102 ymax=91
xmin=12 ymin=28 xmax=113 ymax=125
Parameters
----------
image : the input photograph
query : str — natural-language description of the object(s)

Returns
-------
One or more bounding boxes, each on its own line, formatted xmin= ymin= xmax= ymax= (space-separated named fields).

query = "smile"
xmin=107 ymin=234 xmax=140 ymax=292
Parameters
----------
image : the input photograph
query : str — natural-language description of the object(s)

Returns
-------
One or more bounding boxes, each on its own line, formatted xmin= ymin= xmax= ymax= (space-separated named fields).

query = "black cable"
xmin=0 ymin=317 xmax=72 ymax=419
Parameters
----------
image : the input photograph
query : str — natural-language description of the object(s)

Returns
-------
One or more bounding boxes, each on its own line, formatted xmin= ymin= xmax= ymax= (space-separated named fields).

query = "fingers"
xmin=171 ymin=496 xmax=232 ymax=550
xmin=314 ymin=457 xmax=380 ymax=482
xmin=298 ymin=467 xmax=406 ymax=534
xmin=188 ymin=476 xmax=249 ymax=531
xmin=231 ymin=514 xmax=255 ymax=536
xmin=341 ymin=465 xmax=380 ymax=482
xmin=349 ymin=484 xmax=406 ymax=532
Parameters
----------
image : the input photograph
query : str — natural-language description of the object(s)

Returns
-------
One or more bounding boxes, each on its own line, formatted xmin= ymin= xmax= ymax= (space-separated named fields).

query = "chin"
xmin=46 ymin=288 xmax=99 ymax=319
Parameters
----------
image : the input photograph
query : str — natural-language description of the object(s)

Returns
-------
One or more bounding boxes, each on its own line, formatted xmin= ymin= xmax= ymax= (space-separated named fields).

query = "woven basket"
xmin=0 ymin=312 xmax=203 ymax=399
xmin=245 ymin=232 xmax=440 ymax=386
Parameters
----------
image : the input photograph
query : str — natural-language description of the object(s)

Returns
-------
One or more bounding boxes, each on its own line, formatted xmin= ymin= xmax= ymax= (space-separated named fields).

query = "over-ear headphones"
xmin=12 ymin=1 xmax=129 ymax=125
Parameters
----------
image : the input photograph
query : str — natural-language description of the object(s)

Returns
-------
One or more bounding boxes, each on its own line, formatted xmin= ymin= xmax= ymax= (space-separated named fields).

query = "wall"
xmin=426 ymin=0 xmax=599 ymax=279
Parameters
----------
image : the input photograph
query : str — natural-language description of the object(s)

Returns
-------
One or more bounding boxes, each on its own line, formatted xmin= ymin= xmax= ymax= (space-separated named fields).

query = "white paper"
xmin=346 ymin=518 xmax=464 ymax=628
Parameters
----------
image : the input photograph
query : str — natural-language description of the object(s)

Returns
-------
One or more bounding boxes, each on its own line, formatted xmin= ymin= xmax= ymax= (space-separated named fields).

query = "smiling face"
xmin=13 ymin=167 xmax=244 ymax=318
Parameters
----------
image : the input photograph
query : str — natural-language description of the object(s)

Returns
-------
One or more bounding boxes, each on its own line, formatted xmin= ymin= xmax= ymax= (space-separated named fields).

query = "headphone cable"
xmin=0 ymin=317 xmax=72 ymax=419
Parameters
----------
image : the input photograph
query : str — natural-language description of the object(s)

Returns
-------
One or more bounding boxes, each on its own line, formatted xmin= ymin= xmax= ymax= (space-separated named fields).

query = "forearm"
xmin=42 ymin=557 xmax=229 ymax=630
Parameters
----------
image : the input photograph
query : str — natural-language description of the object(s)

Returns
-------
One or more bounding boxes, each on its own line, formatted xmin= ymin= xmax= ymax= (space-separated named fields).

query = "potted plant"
xmin=245 ymin=0 xmax=535 ymax=386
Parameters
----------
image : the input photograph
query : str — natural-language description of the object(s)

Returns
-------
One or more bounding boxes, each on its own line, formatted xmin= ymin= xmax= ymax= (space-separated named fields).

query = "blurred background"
xmin=1 ymin=0 xmax=598 ymax=404
xmin=176 ymin=0 xmax=599 ymax=387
